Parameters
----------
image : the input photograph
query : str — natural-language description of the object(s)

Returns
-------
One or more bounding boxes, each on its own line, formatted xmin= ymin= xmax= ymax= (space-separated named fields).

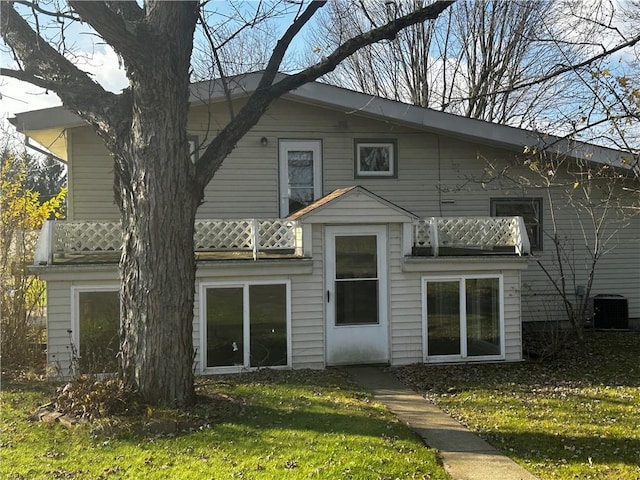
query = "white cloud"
xmin=1 ymin=45 xmax=127 ymax=118
xmin=1 ymin=45 xmax=128 ymax=147
xmin=0 ymin=77 xmax=62 ymax=116
xmin=75 ymin=45 xmax=128 ymax=94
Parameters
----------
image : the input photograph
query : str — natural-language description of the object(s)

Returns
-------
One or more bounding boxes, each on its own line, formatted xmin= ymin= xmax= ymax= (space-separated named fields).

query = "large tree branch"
xmin=268 ymin=0 xmax=454 ymax=97
xmin=1 ymin=1 xmax=120 ymax=130
xmin=68 ymin=1 xmax=145 ymax=67
xmin=195 ymin=0 xmax=454 ymax=191
xmin=257 ymin=1 xmax=327 ymax=90
xmin=12 ymin=0 xmax=80 ymax=21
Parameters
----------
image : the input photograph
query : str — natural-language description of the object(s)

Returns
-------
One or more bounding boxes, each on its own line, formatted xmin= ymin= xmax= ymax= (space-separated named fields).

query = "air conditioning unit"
xmin=593 ymin=294 xmax=629 ymax=330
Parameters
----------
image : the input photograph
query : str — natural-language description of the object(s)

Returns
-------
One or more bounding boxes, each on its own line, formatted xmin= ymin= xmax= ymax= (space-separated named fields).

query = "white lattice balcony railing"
xmin=413 ymin=216 xmax=530 ymax=256
xmin=33 ymin=219 xmax=302 ymax=264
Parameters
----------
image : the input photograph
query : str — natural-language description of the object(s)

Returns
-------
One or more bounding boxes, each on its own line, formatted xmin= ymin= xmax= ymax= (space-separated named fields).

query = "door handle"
xmin=327 ymin=290 xmax=330 ymax=303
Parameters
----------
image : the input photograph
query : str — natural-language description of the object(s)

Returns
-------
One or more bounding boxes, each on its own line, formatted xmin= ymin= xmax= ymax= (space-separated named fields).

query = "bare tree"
xmin=311 ymin=0 xmax=638 ymax=138
xmin=1 ymin=0 xmax=454 ymax=406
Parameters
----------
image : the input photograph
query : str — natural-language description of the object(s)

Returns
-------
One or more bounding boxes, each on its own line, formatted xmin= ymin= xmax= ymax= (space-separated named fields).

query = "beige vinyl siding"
xmin=43 ymin=272 xmax=120 ymax=377
xmin=46 ymin=280 xmax=73 ymax=372
xmin=67 ymin=128 xmax=119 ymax=221
xmin=289 ymin=225 xmax=325 ymax=369
xmin=430 ymin=143 xmax=640 ymax=322
xmin=503 ymin=270 xmax=523 ymax=361
xmin=192 ymin=283 xmax=201 ymax=373
xmin=63 ymin=95 xmax=639 ymax=324
xmin=400 ymin=260 xmax=527 ymax=363
xmin=388 ymin=223 xmax=424 ymax=365
xmin=190 ymin=99 xmax=459 ymax=218
xmin=299 ymin=193 xmax=415 ymax=225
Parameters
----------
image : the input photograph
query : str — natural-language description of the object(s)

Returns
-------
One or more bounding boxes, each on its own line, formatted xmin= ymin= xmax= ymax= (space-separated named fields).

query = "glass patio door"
xmin=424 ymin=277 xmax=504 ymax=361
xmin=203 ymin=282 xmax=289 ymax=371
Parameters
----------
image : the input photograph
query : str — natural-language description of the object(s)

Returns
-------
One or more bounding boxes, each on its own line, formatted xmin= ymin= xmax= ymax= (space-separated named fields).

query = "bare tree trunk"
xmin=99 ymin=4 xmax=200 ymax=407
xmin=2 ymin=0 xmax=454 ymax=408
xmin=116 ymin=128 xmax=199 ymax=406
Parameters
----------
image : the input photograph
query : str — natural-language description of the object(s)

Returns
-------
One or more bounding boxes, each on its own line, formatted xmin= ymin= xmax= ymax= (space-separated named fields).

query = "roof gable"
xmin=288 ymin=186 xmax=418 ymax=224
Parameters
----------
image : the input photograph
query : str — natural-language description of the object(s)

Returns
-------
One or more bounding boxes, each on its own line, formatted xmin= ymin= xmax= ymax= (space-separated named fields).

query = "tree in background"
xmin=1 ymin=148 xmax=66 ymax=371
xmin=314 ymin=0 xmax=639 ymax=345
xmin=1 ymin=0 xmax=454 ymax=406
xmin=311 ymin=0 xmax=640 ymax=155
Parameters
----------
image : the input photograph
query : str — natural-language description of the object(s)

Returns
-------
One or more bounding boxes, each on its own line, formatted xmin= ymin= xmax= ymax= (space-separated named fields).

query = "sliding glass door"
xmin=424 ymin=276 xmax=503 ymax=361
xmin=203 ymin=282 xmax=289 ymax=371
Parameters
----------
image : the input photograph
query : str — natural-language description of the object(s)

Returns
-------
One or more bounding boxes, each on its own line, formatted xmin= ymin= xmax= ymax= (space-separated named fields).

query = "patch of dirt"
xmin=29 ymin=376 xmax=246 ymax=438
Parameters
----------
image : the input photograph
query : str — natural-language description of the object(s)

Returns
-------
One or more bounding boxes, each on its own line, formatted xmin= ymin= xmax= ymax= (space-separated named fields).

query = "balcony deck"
xmin=33 ymin=216 xmax=529 ymax=266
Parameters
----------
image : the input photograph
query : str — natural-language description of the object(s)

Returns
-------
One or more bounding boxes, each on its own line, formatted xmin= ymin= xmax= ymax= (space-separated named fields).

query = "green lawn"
xmin=0 ymin=369 xmax=449 ymax=480
xmin=395 ymin=331 xmax=640 ymax=480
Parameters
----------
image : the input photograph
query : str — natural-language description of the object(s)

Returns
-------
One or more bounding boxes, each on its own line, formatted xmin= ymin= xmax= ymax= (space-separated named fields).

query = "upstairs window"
xmin=491 ymin=197 xmax=543 ymax=250
xmin=279 ymin=140 xmax=322 ymax=216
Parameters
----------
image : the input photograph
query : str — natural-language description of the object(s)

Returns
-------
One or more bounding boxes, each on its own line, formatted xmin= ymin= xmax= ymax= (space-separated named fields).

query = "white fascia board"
xmin=10 ymin=72 xmax=633 ymax=171
xmin=10 ymin=106 xmax=83 ymax=132
xmin=286 ymin=81 xmax=631 ymax=169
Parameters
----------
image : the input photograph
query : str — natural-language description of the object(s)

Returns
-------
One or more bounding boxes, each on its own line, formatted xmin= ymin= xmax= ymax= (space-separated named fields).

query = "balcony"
xmin=33 ymin=219 xmax=302 ymax=265
xmin=33 ymin=216 xmax=529 ymax=266
xmin=413 ymin=216 xmax=530 ymax=256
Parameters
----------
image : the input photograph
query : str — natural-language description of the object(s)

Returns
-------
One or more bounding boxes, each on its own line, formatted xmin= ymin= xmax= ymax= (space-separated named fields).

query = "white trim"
xmin=325 ymin=225 xmax=389 ymax=365
xmin=16 ymin=73 xmax=632 ymax=170
xmin=355 ymin=141 xmax=395 ymax=177
xmin=199 ymin=279 xmax=292 ymax=374
xmin=421 ymin=274 xmax=505 ymax=363
xmin=278 ymin=139 xmax=322 ymax=217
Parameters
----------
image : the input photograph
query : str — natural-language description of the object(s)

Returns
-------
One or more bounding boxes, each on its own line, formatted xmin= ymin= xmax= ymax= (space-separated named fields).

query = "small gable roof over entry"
xmin=288 ymin=186 xmax=418 ymax=224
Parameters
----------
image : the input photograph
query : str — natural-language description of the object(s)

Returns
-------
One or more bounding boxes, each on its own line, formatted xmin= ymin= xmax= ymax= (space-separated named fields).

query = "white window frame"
xmin=278 ymin=139 xmax=322 ymax=217
xmin=354 ymin=139 xmax=397 ymax=178
xmin=70 ymin=285 xmax=120 ymax=373
xmin=199 ymin=279 xmax=292 ymax=374
xmin=421 ymin=274 xmax=505 ymax=363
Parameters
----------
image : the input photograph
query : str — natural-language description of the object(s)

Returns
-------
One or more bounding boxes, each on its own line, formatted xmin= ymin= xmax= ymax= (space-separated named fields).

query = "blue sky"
xmin=1 ymin=1 xmax=312 ymax=126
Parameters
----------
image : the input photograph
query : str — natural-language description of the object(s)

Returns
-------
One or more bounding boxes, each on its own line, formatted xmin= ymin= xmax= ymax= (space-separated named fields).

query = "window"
xmin=354 ymin=139 xmax=397 ymax=178
xmin=335 ymin=235 xmax=379 ymax=325
xmin=72 ymin=287 xmax=120 ymax=374
xmin=202 ymin=281 xmax=290 ymax=371
xmin=491 ymin=198 xmax=543 ymax=250
xmin=279 ymin=140 xmax=322 ymax=216
xmin=423 ymin=276 xmax=503 ymax=361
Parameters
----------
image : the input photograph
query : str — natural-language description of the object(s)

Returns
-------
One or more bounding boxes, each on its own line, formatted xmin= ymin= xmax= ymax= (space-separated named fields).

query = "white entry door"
xmin=325 ymin=225 xmax=389 ymax=365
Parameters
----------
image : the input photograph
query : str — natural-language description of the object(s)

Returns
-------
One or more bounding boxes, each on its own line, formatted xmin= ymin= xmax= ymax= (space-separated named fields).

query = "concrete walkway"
xmin=346 ymin=367 xmax=538 ymax=480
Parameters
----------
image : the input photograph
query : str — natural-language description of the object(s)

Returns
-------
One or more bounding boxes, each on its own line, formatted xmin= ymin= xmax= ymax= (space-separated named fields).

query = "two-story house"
xmin=11 ymin=73 xmax=639 ymax=376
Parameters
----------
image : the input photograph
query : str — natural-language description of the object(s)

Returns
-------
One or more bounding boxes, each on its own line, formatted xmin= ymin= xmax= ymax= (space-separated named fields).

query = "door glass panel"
xmin=466 ymin=278 xmax=501 ymax=356
xmin=426 ymin=281 xmax=461 ymax=356
xmin=336 ymin=279 xmax=378 ymax=325
xmin=335 ymin=235 xmax=377 ymax=279
xmin=288 ymin=151 xmax=314 ymax=214
xmin=206 ymin=287 xmax=243 ymax=367
xmin=78 ymin=291 xmax=119 ymax=374
xmin=249 ymin=284 xmax=287 ymax=367
xmin=335 ymin=235 xmax=379 ymax=325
